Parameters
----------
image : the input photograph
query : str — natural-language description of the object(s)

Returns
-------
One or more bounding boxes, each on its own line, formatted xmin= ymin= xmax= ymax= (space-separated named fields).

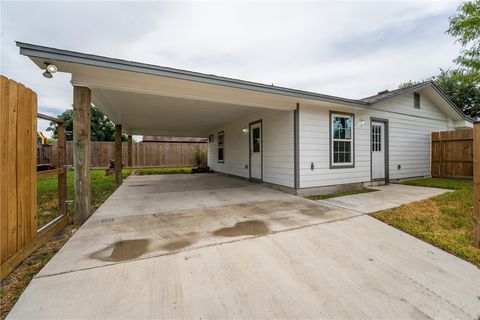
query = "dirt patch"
xmin=90 ymin=239 xmax=151 ymax=262
xmin=213 ymin=220 xmax=269 ymax=237
xmin=1 ymin=226 xmax=77 ymax=320
xmin=161 ymin=240 xmax=193 ymax=251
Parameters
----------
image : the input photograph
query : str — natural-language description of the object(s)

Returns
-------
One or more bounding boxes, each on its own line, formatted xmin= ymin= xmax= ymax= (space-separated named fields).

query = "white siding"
xmin=208 ymin=109 xmax=294 ymax=188
xmin=299 ymin=92 xmax=455 ymax=188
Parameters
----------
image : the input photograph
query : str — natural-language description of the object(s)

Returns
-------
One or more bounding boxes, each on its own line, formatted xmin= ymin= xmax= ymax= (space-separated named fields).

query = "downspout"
xmin=294 ymin=103 xmax=300 ymax=191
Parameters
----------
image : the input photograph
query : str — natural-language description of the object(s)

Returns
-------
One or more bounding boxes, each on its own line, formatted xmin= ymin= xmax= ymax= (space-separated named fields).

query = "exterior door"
xmin=371 ymin=121 xmax=385 ymax=180
xmin=249 ymin=121 xmax=262 ymax=180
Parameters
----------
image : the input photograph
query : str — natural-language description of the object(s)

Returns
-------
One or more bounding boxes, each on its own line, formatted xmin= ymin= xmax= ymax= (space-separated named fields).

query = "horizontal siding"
xmin=208 ymin=109 xmax=294 ymax=187
xmin=299 ymin=92 xmax=453 ymax=188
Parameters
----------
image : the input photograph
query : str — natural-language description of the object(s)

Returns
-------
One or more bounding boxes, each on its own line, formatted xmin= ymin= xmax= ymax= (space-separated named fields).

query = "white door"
xmin=250 ymin=122 xmax=262 ymax=180
xmin=371 ymin=122 xmax=385 ymax=180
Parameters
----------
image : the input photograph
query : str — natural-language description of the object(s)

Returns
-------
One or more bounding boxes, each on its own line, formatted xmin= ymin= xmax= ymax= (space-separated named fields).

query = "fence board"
xmin=0 ymin=76 xmax=10 ymax=263
xmin=432 ymin=129 xmax=473 ymax=178
xmin=6 ymin=77 xmax=18 ymax=259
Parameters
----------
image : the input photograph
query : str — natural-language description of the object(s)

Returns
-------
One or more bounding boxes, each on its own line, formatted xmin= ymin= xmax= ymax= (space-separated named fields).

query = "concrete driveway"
xmin=8 ymin=174 xmax=480 ymax=319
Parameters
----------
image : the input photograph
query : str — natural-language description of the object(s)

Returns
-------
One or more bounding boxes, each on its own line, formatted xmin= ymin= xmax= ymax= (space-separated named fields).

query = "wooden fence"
xmin=46 ymin=141 xmax=206 ymax=168
xmin=0 ymin=76 xmax=67 ymax=280
xmin=432 ymin=129 xmax=473 ymax=178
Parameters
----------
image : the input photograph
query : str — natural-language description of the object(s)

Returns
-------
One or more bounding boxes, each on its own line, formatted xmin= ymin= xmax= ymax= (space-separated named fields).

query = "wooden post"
xmin=127 ymin=135 xmax=133 ymax=167
xmin=474 ymin=122 xmax=480 ymax=248
xmin=73 ymin=86 xmax=91 ymax=225
xmin=57 ymin=122 xmax=67 ymax=218
xmin=115 ymin=124 xmax=122 ymax=186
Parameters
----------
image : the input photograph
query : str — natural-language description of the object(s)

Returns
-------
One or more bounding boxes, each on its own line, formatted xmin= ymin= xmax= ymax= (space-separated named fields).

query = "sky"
xmin=1 ymin=0 xmax=462 ymax=136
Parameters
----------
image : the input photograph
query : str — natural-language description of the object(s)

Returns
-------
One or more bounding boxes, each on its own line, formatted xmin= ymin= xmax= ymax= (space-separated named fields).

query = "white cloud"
xmin=1 ymin=0 xmax=462 ymax=120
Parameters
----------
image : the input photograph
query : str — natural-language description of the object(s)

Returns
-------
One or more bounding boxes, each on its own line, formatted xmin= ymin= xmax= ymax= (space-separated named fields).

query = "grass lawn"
xmin=36 ymin=168 xmax=135 ymax=228
xmin=1 ymin=166 xmax=191 ymax=319
xmin=306 ymin=188 xmax=377 ymax=201
xmin=372 ymin=178 xmax=479 ymax=267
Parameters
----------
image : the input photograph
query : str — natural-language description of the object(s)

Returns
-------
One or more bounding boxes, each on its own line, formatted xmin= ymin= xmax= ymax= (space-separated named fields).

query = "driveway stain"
xmin=161 ymin=240 xmax=193 ymax=251
xmin=213 ymin=220 xmax=269 ymax=237
xmin=90 ymin=239 xmax=151 ymax=262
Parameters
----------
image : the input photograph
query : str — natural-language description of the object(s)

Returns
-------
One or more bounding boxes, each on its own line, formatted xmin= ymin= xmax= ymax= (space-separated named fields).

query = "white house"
xmin=206 ymin=82 xmax=472 ymax=195
xmin=17 ymin=42 xmax=472 ymax=196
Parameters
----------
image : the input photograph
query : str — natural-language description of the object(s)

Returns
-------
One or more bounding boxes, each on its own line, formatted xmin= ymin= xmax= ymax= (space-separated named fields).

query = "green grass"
xmin=401 ymin=178 xmax=472 ymax=190
xmin=306 ymin=188 xmax=377 ymax=201
xmin=135 ymin=167 xmax=192 ymax=175
xmin=373 ymin=178 xmax=479 ymax=267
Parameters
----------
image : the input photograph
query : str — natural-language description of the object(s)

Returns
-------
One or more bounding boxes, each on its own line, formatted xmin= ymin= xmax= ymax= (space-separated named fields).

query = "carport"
xmin=17 ymin=42 xmax=301 ymax=223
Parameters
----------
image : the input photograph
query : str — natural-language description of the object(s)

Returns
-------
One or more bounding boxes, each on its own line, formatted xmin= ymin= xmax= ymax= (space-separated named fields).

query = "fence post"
xmin=115 ymin=124 xmax=122 ymax=186
xmin=128 ymin=135 xmax=133 ymax=167
xmin=57 ymin=122 xmax=67 ymax=219
xmin=474 ymin=122 xmax=480 ymax=248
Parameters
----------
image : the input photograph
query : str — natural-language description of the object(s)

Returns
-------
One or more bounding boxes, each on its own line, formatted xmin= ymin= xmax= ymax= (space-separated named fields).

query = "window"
xmin=331 ymin=113 xmax=354 ymax=167
xmin=252 ymin=127 xmax=261 ymax=153
xmin=414 ymin=92 xmax=420 ymax=109
xmin=372 ymin=125 xmax=381 ymax=152
xmin=217 ymin=131 xmax=224 ymax=163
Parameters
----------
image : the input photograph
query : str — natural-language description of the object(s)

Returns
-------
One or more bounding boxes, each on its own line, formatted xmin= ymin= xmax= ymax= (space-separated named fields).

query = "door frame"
xmin=249 ymin=119 xmax=263 ymax=181
xmin=370 ymin=117 xmax=389 ymax=182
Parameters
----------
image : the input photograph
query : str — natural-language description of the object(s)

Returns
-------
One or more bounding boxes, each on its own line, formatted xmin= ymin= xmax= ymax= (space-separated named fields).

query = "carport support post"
xmin=73 ymin=86 xmax=91 ymax=225
xmin=474 ymin=121 xmax=480 ymax=248
xmin=127 ymin=135 xmax=133 ymax=167
xmin=115 ymin=124 xmax=123 ymax=186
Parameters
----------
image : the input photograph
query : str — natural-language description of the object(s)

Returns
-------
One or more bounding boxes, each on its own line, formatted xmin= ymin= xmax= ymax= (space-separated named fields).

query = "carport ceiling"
xmin=94 ymin=89 xmax=265 ymax=136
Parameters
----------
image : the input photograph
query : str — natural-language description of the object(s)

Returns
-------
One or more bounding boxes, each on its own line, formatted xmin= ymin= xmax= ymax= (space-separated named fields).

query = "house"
xmin=17 ymin=42 xmax=472 ymax=198
xmin=206 ymin=82 xmax=472 ymax=195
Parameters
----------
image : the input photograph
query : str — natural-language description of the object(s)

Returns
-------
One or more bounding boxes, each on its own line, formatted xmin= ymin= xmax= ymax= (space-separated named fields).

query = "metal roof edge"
xmin=368 ymin=80 xmax=472 ymax=122
xmin=429 ymin=81 xmax=473 ymax=122
xmin=367 ymin=81 xmax=433 ymax=105
xmin=16 ymin=41 xmax=367 ymax=108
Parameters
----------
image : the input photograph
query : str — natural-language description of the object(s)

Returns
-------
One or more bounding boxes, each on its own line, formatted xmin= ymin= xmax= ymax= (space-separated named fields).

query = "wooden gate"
xmin=431 ymin=129 xmax=473 ymax=178
xmin=0 ymin=76 xmax=67 ymax=280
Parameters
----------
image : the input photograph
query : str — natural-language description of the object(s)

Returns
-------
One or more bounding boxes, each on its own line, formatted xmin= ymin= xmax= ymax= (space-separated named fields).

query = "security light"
xmin=46 ymin=64 xmax=57 ymax=74
xmin=42 ymin=63 xmax=57 ymax=79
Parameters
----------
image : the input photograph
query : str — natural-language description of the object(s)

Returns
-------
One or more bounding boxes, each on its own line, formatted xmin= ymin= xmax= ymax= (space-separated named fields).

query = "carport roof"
xmin=17 ymin=41 xmax=365 ymax=107
xmin=16 ymin=41 xmax=471 ymax=135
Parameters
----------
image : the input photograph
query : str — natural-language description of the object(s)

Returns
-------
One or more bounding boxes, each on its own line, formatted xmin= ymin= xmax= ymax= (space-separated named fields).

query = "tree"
xmin=447 ymin=0 xmax=480 ymax=82
xmin=47 ymin=106 xmax=128 ymax=141
xmin=435 ymin=69 xmax=480 ymax=118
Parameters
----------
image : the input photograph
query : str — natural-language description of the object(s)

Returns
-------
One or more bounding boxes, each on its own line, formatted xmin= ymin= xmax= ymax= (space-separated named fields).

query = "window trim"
xmin=217 ymin=131 xmax=224 ymax=163
xmin=414 ymin=92 xmax=420 ymax=109
xmin=329 ymin=111 xmax=355 ymax=169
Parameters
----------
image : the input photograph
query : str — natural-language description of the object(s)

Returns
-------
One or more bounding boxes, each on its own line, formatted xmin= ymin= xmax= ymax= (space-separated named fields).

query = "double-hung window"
xmin=217 ymin=131 xmax=224 ymax=163
xmin=330 ymin=113 xmax=354 ymax=167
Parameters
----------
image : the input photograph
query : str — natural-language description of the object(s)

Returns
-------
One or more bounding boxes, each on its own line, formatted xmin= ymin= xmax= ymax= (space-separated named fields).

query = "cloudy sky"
xmin=1 ymin=0 xmax=461 ymax=134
